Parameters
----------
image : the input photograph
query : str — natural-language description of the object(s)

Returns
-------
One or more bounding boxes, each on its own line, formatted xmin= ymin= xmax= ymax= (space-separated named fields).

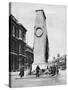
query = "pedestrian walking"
xmin=52 ymin=65 xmax=56 ymax=76
xmin=36 ymin=65 xmax=40 ymax=77
xmin=19 ymin=66 xmax=24 ymax=78
xmin=56 ymin=65 xmax=59 ymax=75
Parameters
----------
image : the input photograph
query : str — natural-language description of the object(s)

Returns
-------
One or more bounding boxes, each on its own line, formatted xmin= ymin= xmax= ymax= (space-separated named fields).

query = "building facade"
xmin=25 ymin=45 xmax=34 ymax=74
xmin=9 ymin=14 xmax=27 ymax=72
xmin=9 ymin=14 xmax=34 ymax=72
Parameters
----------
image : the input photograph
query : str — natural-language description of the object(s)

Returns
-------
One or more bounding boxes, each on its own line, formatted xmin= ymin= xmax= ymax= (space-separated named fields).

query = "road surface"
xmin=10 ymin=70 xmax=66 ymax=88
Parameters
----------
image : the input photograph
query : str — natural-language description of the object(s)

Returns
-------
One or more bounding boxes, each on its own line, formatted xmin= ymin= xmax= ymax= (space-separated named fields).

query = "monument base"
xmin=32 ymin=63 xmax=47 ymax=71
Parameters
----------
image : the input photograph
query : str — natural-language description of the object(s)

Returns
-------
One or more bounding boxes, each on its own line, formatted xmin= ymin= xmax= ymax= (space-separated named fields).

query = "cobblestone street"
xmin=11 ymin=70 xmax=66 ymax=88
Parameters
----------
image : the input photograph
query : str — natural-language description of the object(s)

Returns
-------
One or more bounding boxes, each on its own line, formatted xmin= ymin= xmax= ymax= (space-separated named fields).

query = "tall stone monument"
xmin=32 ymin=9 xmax=49 ymax=71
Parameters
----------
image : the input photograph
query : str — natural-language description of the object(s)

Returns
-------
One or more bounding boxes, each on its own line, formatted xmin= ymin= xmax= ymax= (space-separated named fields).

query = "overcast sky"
xmin=11 ymin=2 xmax=66 ymax=61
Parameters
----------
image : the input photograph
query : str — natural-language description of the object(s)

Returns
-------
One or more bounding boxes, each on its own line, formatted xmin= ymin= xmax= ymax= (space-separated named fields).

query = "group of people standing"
xmin=19 ymin=65 xmax=59 ymax=78
xmin=35 ymin=65 xmax=59 ymax=77
xmin=19 ymin=65 xmax=41 ymax=78
xmin=49 ymin=65 xmax=59 ymax=76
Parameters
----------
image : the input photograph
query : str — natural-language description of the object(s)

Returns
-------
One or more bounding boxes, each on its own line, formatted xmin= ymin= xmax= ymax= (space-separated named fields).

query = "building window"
xmin=22 ymin=31 xmax=26 ymax=41
xmin=16 ymin=27 xmax=19 ymax=38
xmin=22 ymin=34 xmax=24 ymax=40
xmin=19 ymin=44 xmax=22 ymax=54
xmin=19 ymin=29 xmax=22 ymax=40
xmin=12 ymin=25 xmax=15 ymax=37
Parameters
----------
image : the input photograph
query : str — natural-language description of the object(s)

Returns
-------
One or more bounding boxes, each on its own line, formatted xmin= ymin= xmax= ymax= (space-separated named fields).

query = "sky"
xmin=11 ymin=2 xmax=66 ymax=61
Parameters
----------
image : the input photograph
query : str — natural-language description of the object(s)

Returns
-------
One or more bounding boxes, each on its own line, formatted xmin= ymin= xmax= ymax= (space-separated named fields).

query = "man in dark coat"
xmin=52 ymin=65 xmax=56 ymax=76
xmin=36 ymin=65 xmax=40 ymax=77
xmin=56 ymin=65 xmax=59 ymax=75
xmin=19 ymin=66 xmax=24 ymax=78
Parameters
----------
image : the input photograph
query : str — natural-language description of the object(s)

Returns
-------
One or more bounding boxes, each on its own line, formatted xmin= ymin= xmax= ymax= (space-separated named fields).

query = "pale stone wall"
xmin=32 ymin=10 xmax=47 ymax=70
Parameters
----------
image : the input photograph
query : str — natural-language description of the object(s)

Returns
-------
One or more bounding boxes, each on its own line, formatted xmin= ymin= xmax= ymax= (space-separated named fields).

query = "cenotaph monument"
xmin=32 ymin=9 xmax=49 ymax=71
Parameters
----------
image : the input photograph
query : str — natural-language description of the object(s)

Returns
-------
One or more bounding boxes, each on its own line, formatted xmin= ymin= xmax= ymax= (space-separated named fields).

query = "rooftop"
xmin=9 ymin=14 xmax=27 ymax=32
